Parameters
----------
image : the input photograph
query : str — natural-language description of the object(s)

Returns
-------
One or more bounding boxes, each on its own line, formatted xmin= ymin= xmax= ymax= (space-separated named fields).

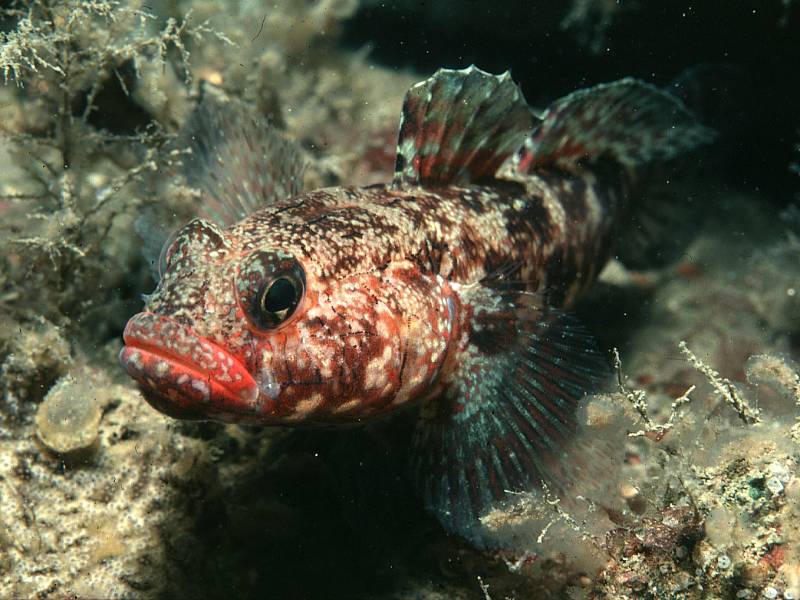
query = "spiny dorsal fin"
xmin=180 ymin=84 xmax=307 ymax=226
xmin=393 ymin=66 xmax=535 ymax=187
xmin=516 ymin=78 xmax=716 ymax=174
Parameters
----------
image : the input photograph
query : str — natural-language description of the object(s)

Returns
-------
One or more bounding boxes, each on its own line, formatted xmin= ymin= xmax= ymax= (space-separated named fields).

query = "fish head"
xmin=120 ymin=217 xmax=262 ymax=421
xmin=120 ymin=215 xmax=457 ymax=424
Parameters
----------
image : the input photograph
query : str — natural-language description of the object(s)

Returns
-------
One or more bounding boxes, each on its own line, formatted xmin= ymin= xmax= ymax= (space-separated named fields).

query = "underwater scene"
xmin=1 ymin=1 xmax=800 ymax=598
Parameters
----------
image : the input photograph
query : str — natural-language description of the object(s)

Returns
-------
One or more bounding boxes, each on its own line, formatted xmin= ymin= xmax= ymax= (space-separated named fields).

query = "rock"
xmin=0 ymin=316 xmax=71 ymax=412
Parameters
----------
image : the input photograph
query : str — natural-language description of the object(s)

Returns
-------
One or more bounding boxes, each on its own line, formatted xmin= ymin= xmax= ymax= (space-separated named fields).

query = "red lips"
xmin=120 ymin=312 xmax=260 ymax=420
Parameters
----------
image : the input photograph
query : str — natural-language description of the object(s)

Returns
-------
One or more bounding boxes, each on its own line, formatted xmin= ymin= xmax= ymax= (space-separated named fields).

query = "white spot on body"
xmin=155 ymin=361 xmax=170 ymax=377
xmin=191 ymin=379 xmax=210 ymax=401
xmin=365 ymin=346 xmax=392 ymax=390
xmin=128 ymin=351 xmax=143 ymax=369
xmin=284 ymin=393 xmax=325 ymax=421
xmin=333 ymin=398 xmax=361 ymax=414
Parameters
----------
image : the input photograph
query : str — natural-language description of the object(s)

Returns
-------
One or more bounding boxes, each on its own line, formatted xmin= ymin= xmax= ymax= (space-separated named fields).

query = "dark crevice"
xmin=343 ymin=0 xmax=800 ymax=203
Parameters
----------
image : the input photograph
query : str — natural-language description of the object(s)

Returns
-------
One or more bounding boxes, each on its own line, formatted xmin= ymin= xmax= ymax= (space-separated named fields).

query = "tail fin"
xmin=516 ymin=78 xmax=716 ymax=176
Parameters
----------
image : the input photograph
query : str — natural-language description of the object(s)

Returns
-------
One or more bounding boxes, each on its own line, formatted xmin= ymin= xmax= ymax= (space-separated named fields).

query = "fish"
xmin=119 ymin=66 xmax=713 ymax=545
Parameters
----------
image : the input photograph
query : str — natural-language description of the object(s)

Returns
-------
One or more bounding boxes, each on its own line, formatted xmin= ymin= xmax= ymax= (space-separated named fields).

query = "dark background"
xmin=343 ymin=0 xmax=800 ymax=203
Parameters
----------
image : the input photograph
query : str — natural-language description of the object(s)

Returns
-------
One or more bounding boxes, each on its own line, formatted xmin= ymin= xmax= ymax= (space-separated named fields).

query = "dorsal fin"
xmin=180 ymin=84 xmax=307 ymax=226
xmin=393 ymin=66 xmax=535 ymax=187
xmin=516 ymin=78 xmax=716 ymax=174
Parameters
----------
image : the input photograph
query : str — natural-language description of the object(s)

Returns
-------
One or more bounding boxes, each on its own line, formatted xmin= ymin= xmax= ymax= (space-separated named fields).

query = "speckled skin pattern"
xmin=120 ymin=172 xmax=621 ymax=424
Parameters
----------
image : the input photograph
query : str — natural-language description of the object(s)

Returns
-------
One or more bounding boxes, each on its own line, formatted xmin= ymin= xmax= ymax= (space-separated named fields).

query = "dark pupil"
xmin=262 ymin=278 xmax=296 ymax=314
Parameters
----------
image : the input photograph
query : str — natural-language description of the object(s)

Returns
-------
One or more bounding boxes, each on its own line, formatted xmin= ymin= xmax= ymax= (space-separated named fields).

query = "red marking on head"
xmin=120 ymin=312 xmax=260 ymax=421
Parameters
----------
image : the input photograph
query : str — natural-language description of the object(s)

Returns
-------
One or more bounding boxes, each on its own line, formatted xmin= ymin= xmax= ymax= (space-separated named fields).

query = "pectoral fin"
xmin=410 ymin=285 xmax=610 ymax=546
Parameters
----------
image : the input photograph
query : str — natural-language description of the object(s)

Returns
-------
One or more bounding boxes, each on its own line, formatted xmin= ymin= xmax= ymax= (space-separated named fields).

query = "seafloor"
xmin=1 ymin=1 xmax=799 ymax=599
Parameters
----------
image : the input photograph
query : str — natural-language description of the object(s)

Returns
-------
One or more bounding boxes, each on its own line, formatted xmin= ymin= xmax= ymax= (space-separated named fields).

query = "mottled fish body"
xmin=120 ymin=67 xmax=713 ymax=544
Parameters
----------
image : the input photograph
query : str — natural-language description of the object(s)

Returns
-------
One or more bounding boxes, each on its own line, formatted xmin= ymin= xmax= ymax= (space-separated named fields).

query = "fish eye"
xmin=237 ymin=250 xmax=306 ymax=331
xmin=256 ymin=276 xmax=302 ymax=327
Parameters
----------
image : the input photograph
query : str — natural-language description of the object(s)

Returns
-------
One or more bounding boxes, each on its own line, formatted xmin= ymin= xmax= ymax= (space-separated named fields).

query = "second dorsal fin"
xmin=516 ymin=78 xmax=716 ymax=174
xmin=393 ymin=66 xmax=535 ymax=187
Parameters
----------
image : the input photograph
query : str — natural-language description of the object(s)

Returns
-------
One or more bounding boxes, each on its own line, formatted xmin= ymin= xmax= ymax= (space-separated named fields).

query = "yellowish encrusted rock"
xmin=35 ymin=373 xmax=104 ymax=455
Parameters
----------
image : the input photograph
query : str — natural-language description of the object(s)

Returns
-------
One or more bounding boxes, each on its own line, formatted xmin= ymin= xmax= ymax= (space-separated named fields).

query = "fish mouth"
xmin=120 ymin=312 xmax=260 ymax=420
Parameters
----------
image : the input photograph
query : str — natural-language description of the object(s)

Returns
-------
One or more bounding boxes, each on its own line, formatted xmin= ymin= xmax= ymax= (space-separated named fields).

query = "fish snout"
xmin=120 ymin=312 xmax=260 ymax=420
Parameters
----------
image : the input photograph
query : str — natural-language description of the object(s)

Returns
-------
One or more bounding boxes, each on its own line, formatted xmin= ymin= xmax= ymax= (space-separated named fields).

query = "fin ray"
xmin=180 ymin=85 xmax=307 ymax=226
xmin=394 ymin=66 xmax=534 ymax=187
xmin=410 ymin=288 xmax=610 ymax=546
xmin=517 ymin=77 xmax=716 ymax=174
